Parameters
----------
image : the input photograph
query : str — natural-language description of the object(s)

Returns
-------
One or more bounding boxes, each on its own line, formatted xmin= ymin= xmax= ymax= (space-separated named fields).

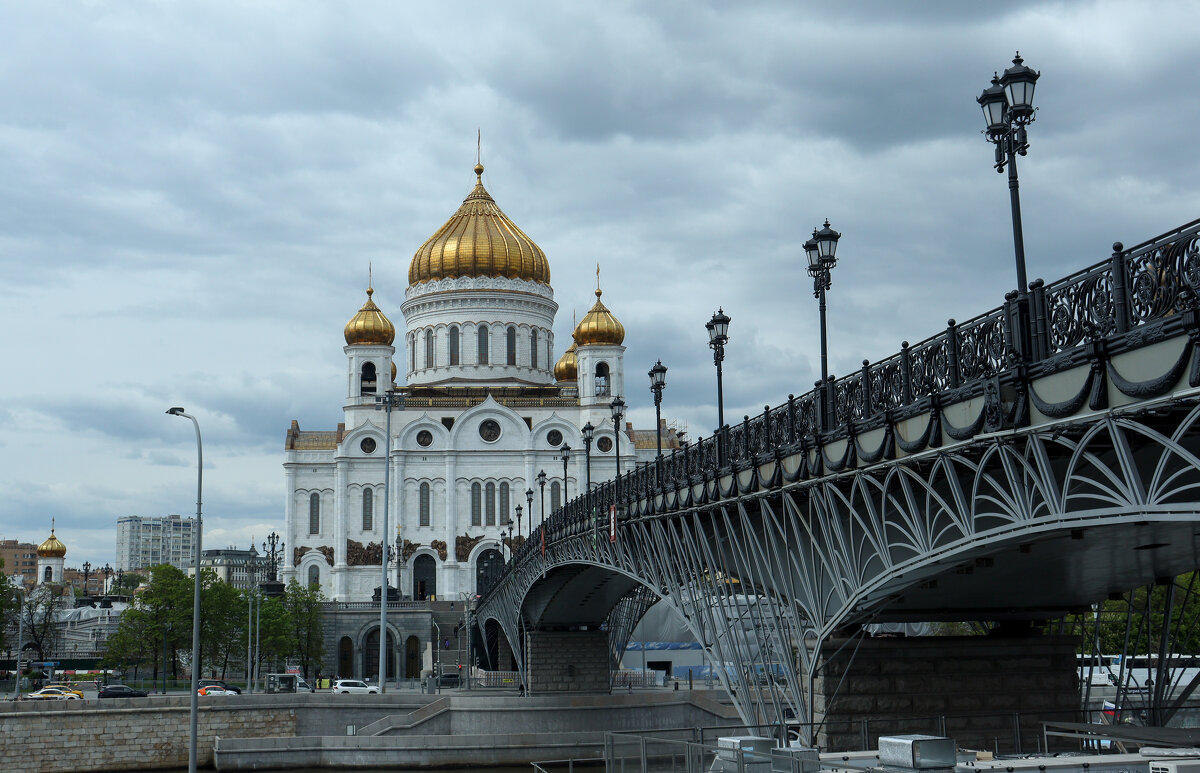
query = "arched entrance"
xmin=405 ymin=635 xmax=421 ymax=678
xmin=475 ymin=548 xmax=502 ymax=594
xmin=338 ymin=636 xmax=354 ymax=679
xmin=363 ymin=627 xmax=395 ymax=682
xmin=413 ymin=554 xmax=436 ymax=600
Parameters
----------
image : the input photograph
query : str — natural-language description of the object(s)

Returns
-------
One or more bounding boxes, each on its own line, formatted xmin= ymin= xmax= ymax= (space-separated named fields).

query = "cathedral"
xmin=281 ymin=163 xmax=667 ymax=604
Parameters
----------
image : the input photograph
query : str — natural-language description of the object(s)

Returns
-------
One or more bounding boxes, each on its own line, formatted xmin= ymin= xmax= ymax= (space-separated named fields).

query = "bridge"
xmin=475 ymin=218 xmax=1200 ymax=743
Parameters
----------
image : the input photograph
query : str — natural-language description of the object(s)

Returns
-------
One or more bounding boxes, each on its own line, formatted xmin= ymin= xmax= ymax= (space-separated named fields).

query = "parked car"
xmin=45 ymin=683 xmax=85 ymax=699
xmin=197 ymin=685 xmax=235 ymax=696
xmin=331 ymin=679 xmax=378 ymax=694
xmin=25 ymin=686 xmax=81 ymax=701
xmin=98 ymin=684 xmax=149 ymax=699
xmin=197 ymin=679 xmax=241 ymax=694
xmin=436 ymin=672 xmax=461 ymax=687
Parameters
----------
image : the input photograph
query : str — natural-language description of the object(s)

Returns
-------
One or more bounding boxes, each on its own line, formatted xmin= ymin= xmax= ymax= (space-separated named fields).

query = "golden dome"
xmin=553 ymin=340 xmax=578 ymax=382
xmin=37 ymin=529 xmax=66 ymax=558
xmin=409 ymin=164 xmax=550 ymax=286
xmin=575 ymin=288 xmax=625 ymax=346
xmin=344 ymin=287 xmax=396 ymax=346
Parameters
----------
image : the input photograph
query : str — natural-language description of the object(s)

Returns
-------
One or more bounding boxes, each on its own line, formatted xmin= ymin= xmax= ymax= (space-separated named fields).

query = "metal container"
xmin=877 ymin=735 xmax=956 ymax=770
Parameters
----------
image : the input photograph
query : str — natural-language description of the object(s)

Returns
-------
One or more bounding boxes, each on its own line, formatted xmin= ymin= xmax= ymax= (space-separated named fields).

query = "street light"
xmin=524 ymin=488 xmax=533 ymax=538
xmin=101 ymin=563 xmax=112 ymax=595
xmin=979 ymin=52 xmax=1040 ymax=357
xmin=706 ymin=309 xmax=730 ymax=465
xmin=581 ymin=422 xmax=594 ymax=537
xmin=559 ymin=443 xmax=571 ymax=504
xmin=81 ymin=561 xmax=92 ymax=597
xmin=515 ymin=504 xmax=523 ymax=543
xmin=8 ymin=588 xmax=24 ymax=701
xmin=610 ymin=396 xmax=626 ymax=517
xmin=648 ymin=361 xmax=667 ymax=484
xmin=166 ymin=406 xmax=203 ymax=773
xmin=374 ymin=389 xmax=404 ymax=693
xmin=805 ymin=220 xmax=842 ymax=432
xmin=537 ymin=470 xmax=547 ymax=529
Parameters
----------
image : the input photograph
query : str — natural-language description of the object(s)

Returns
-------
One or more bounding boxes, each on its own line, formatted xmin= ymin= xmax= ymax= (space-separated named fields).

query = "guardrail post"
xmin=1029 ymin=278 xmax=1049 ymax=360
xmin=900 ymin=342 xmax=913 ymax=405
xmin=860 ymin=360 xmax=872 ymax=417
xmin=813 ymin=381 xmax=826 ymax=434
xmin=1012 ymin=712 xmax=1021 ymax=754
xmin=945 ymin=319 xmax=961 ymax=387
xmin=786 ymin=394 xmax=797 ymax=444
xmin=1111 ymin=241 xmax=1130 ymax=334
xmin=743 ymin=414 xmax=752 ymax=459
xmin=762 ymin=405 xmax=772 ymax=454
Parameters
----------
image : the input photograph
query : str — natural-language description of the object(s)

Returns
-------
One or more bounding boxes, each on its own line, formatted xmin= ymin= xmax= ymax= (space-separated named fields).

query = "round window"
xmin=597 ymin=436 xmax=613 ymax=453
xmin=479 ymin=419 xmax=501 ymax=442
xmin=547 ymin=429 xmax=563 ymax=447
xmin=359 ymin=437 xmax=377 ymax=454
xmin=416 ymin=430 xmax=433 ymax=448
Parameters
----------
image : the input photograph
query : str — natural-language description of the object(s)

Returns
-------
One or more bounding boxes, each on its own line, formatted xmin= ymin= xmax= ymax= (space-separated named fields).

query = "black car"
xmin=98 ymin=684 xmax=149 ymax=699
xmin=197 ymin=679 xmax=242 ymax=694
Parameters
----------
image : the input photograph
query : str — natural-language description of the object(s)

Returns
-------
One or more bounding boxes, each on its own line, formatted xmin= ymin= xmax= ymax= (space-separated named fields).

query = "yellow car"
xmin=25 ymin=687 xmax=81 ymax=701
xmin=46 ymin=683 xmax=85 ymax=699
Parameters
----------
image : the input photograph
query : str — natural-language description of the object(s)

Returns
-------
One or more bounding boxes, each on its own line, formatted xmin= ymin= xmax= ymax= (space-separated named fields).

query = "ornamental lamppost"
xmin=524 ymin=488 xmax=533 ymax=538
xmin=610 ymin=395 xmax=626 ymax=519
xmin=81 ymin=561 xmax=92 ymax=597
xmin=804 ymin=220 xmax=842 ymax=431
xmin=373 ymin=389 xmax=404 ymax=693
xmin=978 ymin=52 xmax=1040 ymax=358
xmin=559 ymin=443 xmax=571 ymax=504
xmin=166 ymin=406 xmax=203 ymax=773
xmin=705 ymin=310 xmax=730 ymax=465
xmin=648 ymin=360 xmax=667 ymax=483
xmin=101 ymin=563 xmax=113 ymax=595
xmin=262 ymin=532 xmax=284 ymax=583
xmin=514 ymin=504 xmax=523 ymax=543
xmin=536 ymin=471 xmax=547 ymax=530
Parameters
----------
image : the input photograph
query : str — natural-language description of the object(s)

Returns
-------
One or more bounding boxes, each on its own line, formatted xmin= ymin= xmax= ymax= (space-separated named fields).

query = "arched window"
xmin=551 ymin=481 xmax=561 ymax=511
xmin=506 ymin=326 xmax=517 ymax=365
xmin=477 ymin=325 xmax=489 ymax=364
xmin=485 ymin=483 xmax=496 ymax=526
xmin=360 ymin=362 xmax=377 ymax=395
xmin=44 ymin=565 xmax=52 ymax=583
xmin=307 ymin=565 xmax=320 ymax=588
xmin=475 ymin=548 xmax=502 ymax=593
xmin=449 ymin=326 xmax=460 ymax=366
xmin=530 ymin=330 xmax=538 ymax=368
xmin=362 ymin=488 xmax=373 ymax=531
xmin=410 ymin=334 xmax=416 ymax=372
xmin=309 ymin=493 xmax=320 ymax=534
xmin=424 ymin=329 xmax=434 ymax=368
xmin=419 ymin=483 xmax=431 ymax=527
xmin=471 ymin=482 xmax=482 ymax=526
xmin=595 ymin=362 xmax=610 ymax=396
xmin=413 ymin=554 xmax=436 ymax=601
xmin=499 ymin=483 xmax=510 ymax=526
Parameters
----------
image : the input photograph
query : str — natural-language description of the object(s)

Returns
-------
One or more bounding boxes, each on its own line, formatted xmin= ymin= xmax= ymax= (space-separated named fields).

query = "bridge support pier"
xmin=814 ymin=635 xmax=1079 ymax=753
xmin=527 ymin=630 xmax=609 ymax=693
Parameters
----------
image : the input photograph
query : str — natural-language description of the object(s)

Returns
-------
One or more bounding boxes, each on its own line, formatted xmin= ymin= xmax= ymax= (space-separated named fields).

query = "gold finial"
xmin=475 ymin=129 xmax=484 ymax=179
xmin=596 ymin=263 xmax=602 ymax=297
xmin=368 ymin=262 xmax=373 ymax=293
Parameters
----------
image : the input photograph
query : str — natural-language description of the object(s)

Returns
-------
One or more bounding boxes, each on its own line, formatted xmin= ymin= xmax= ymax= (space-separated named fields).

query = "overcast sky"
xmin=2 ymin=1 xmax=1198 ymax=572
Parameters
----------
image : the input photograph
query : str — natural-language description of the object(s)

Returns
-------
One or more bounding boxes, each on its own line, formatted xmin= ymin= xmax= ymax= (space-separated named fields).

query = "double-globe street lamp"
xmin=804 ymin=220 xmax=842 ymax=432
xmin=648 ymin=361 xmax=667 ymax=484
xmin=705 ymin=310 xmax=730 ymax=465
xmin=978 ymin=52 xmax=1040 ymax=359
xmin=166 ymin=406 xmax=203 ymax=773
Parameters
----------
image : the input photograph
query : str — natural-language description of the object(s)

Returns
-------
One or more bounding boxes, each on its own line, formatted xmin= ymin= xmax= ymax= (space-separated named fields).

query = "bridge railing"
xmin=495 ymin=217 xmax=1200 ymax=587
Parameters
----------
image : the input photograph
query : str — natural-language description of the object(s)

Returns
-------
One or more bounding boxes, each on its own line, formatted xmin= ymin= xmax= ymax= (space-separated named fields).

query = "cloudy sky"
xmin=2 ymin=1 xmax=1198 ymax=571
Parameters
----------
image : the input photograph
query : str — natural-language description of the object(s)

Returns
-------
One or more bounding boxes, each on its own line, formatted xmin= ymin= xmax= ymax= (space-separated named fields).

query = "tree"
xmin=0 ymin=558 xmax=16 ymax=652
xmin=282 ymin=579 xmax=326 ymax=679
xmin=21 ymin=585 xmax=65 ymax=662
xmin=105 ymin=564 xmax=191 ymax=682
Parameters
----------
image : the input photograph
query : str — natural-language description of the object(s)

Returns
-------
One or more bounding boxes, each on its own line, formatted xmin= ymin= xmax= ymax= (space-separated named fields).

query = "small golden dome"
xmin=553 ymin=340 xmax=578 ymax=382
xmin=408 ymin=164 xmax=550 ymax=286
xmin=344 ymin=287 xmax=396 ymax=346
xmin=37 ymin=529 xmax=66 ymax=558
xmin=391 ymin=361 xmax=397 ymax=383
xmin=575 ymin=288 xmax=625 ymax=346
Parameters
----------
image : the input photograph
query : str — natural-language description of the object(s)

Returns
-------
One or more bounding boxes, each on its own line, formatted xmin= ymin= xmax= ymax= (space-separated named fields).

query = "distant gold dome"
xmin=553 ymin=340 xmax=578 ymax=382
xmin=344 ymin=287 xmax=396 ymax=346
xmin=408 ymin=164 xmax=550 ymax=286
xmin=575 ymin=288 xmax=625 ymax=346
xmin=37 ymin=529 xmax=66 ymax=559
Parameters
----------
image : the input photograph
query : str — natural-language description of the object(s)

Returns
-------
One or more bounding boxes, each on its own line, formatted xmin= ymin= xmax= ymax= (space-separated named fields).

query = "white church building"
xmin=281 ymin=163 xmax=658 ymax=604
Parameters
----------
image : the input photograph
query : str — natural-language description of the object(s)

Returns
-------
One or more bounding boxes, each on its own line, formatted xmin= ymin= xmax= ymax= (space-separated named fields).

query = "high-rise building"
xmin=115 ymin=514 xmax=197 ymax=571
xmin=0 ymin=539 xmax=39 ymax=586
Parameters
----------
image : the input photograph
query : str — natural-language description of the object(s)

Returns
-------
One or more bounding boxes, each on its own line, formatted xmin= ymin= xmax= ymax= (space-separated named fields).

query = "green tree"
xmin=282 ymin=579 xmax=326 ymax=679
xmin=21 ymin=584 xmax=65 ymax=662
xmin=105 ymin=564 xmax=191 ymax=682
xmin=0 ymin=558 xmax=16 ymax=652
xmin=201 ymin=577 xmax=247 ymax=679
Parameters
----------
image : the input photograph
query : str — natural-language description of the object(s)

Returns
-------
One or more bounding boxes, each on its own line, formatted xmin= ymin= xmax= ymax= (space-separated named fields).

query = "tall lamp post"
xmin=9 ymin=589 xmax=24 ymax=701
xmin=515 ymin=504 xmax=523 ymax=543
xmin=373 ymin=389 xmax=404 ymax=692
xmin=559 ymin=444 xmax=571 ymax=504
xmin=581 ymin=422 xmax=594 ymax=536
xmin=978 ymin=52 xmax=1040 ymax=358
xmin=804 ymin=220 xmax=842 ymax=431
xmin=706 ymin=310 xmax=730 ymax=465
xmin=101 ymin=564 xmax=113 ymax=595
xmin=610 ymin=395 xmax=626 ymax=517
xmin=524 ymin=488 xmax=534 ymax=538
xmin=166 ymin=406 xmax=203 ymax=773
xmin=648 ymin=361 xmax=667 ymax=484
xmin=81 ymin=561 xmax=92 ymax=597
xmin=537 ymin=470 xmax=547 ymax=530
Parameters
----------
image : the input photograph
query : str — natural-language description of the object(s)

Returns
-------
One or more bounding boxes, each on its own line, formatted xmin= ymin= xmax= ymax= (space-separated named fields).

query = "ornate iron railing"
xmin=496 ymin=217 xmax=1200 ymax=590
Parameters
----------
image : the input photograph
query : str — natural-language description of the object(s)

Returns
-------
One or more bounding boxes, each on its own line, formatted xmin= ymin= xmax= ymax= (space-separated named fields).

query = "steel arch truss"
xmin=477 ymin=399 xmax=1200 ymax=735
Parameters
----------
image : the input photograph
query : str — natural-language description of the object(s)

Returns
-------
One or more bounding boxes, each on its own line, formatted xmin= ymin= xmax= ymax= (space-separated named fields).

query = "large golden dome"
xmin=575 ymin=288 xmax=625 ymax=346
xmin=409 ymin=164 xmax=550 ymax=286
xmin=37 ymin=529 xmax=66 ymax=558
xmin=553 ymin=340 xmax=578 ymax=382
xmin=344 ymin=287 xmax=396 ymax=346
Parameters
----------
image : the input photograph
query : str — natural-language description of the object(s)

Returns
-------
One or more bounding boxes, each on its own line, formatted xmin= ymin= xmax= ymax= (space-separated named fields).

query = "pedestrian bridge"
xmin=475 ymin=218 xmax=1200 ymax=737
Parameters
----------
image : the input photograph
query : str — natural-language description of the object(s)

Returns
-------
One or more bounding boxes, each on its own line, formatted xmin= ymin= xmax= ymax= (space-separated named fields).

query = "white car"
xmin=332 ymin=679 xmax=378 ymax=694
